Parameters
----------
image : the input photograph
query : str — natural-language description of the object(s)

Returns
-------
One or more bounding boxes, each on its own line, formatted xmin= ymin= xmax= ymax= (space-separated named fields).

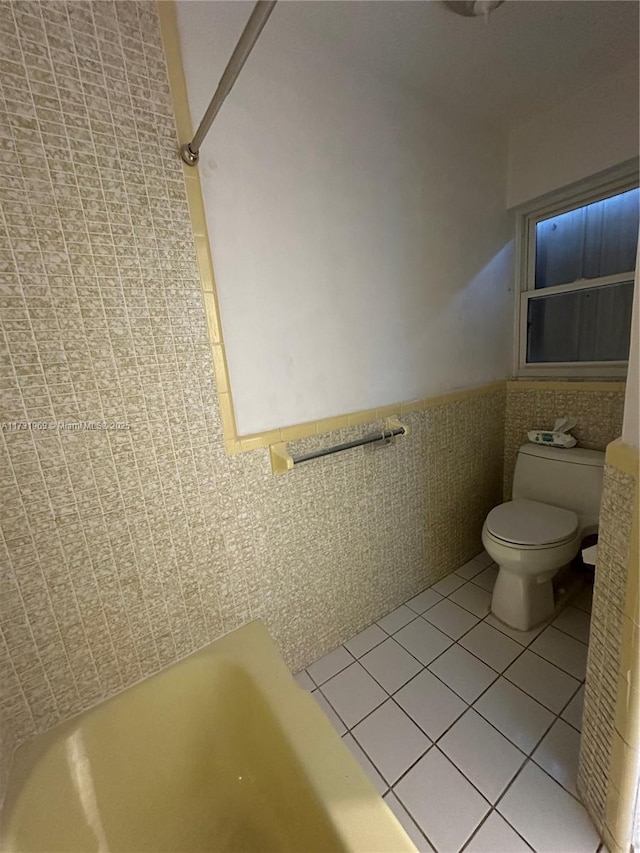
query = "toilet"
xmin=482 ymin=443 xmax=605 ymax=631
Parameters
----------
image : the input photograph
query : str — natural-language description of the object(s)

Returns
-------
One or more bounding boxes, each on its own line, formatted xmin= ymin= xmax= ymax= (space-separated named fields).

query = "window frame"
xmin=514 ymin=164 xmax=639 ymax=379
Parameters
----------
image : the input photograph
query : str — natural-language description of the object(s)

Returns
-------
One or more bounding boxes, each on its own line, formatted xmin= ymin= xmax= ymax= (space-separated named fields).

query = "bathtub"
xmin=1 ymin=620 xmax=415 ymax=852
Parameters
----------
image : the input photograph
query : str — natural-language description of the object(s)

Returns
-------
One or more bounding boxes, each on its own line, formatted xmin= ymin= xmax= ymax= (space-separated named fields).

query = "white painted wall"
xmin=507 ymin=64 xmax=639 ymax=209
xmin=176 ymin=2 xmax=513 ymax=435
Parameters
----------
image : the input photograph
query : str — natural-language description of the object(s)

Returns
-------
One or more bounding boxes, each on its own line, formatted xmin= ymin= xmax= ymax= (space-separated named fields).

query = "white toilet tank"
xmin=512 ymin=443 xmax=605 ymax=533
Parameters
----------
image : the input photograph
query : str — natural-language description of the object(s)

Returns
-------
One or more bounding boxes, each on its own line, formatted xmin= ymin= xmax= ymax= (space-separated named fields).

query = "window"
xmin=516 ymin=177 xmax=638 ymax=377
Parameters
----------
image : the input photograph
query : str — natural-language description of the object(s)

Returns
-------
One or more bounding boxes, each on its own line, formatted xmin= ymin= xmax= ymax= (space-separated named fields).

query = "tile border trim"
xmin=605 ymin=438 xmax=640 ymax=479
xmin=156 ymin=0 xmax=241 ymax=456
xmin=507 ymin=380 xmax=627 ymax=393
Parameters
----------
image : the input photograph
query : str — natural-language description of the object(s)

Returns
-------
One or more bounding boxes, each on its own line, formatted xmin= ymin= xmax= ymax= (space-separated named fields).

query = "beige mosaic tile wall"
xmin=578 ymin=450 xmax=638 ymax=852
xmin=503 ymin=381 xmax=626 ymax=498
xmin=0 ymin=0 xmax=506 ymax=796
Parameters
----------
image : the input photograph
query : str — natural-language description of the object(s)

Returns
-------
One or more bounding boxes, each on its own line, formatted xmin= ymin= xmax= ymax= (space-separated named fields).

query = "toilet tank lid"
xmin=519 ymin=443 xmax=605 ymax=468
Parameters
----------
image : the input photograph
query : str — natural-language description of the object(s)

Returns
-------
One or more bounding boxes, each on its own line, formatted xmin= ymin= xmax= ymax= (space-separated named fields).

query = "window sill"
xmin=515 ymin=364 xmax=628 ymax=381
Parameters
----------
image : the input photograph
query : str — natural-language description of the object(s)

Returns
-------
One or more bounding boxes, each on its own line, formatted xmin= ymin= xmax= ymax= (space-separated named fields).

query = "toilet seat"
xmin=486 ymin=499 xmax=579 ymax=547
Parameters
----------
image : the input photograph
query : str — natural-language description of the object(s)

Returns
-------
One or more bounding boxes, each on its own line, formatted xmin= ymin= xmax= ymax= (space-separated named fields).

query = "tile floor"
xmin=295 ymin=553 xmax=606 ymax=853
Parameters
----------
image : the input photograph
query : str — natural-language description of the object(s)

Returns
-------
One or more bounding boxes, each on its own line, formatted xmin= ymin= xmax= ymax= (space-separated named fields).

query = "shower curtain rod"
xmin=180 ymin=0 xmax=277 ymax=166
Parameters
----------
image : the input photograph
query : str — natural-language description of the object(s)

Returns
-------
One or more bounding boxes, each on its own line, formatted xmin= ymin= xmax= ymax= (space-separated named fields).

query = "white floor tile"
xmin=504 ymin=650 xmax=580 ymax=714
xmin=484 ymin=613 xmax=546 ymax=646
xmin=305 ymin=578 xmax=598 ymax=853
xmin=321 ymin=662 xmax=387 ymax=728
xmin=530 ymin=626 xmax=588 ymax=680
xmin=474 ymin=678 xmax=555 ymax=754
xmin=395 ymin=616 xmax=453 ymax=665
xmin=378 ymin=604 xmax=417 ymax=635
xmin=311 ymin=689 xmax=346 ymax=735
xmin=406 ymin=587 xmax=443 ymax=614
xmin=439 ymin=709 xmax=525 ymax=803
xmin=384 ymin=793 xmax=435 ymax=852
xmin=352 ymin=699 xmax=430 ymax=784
xmin=572 ymin=584 xmax=593 ymax=614
xmin=423 ymin=598 xmax=480 ymax=640
xmin=471 ymin=565 xmax=498 ymax=592
xmin=360 ymin=638 xmax=423 ymax=693
xmin=497 ymin=761 xmax=600 ymax=853
xmin=342 ymin=733 xmax=387 ymax=795
xmin=552 ymin=605 xmax=591 ymax=645
xmin=432 ymin=573 xmax=467 ymax=596
xmin=294 ymin=670 xmax=314 ymax=690
xmin=449 ymin=582 xmax=492 ymax=618
xmin=460 ymin=622 xmax=522 ymax=673
xmin=395 ymin=748 xmax=490 ymax=853
xmin=562 ymin=684 xmax=585 ymax=732
xmin=395 ymin=668 xmax=467 ymax=740
xmin=428 ymin=644 xmax=497 ymax=704
xmin=532 ymin=718 xmax=581 ymax=797
xmin=344 ymin=623 xmax=387 ymax=658
xmin=464 ymin=812 xmax=533 ymax=853
xmin=474 ymin=551 xmax=494 ymax=567
xmin=455 ymin=558 xmax=487 ymax=580
xmin=307 ymin=645 xmax=354 ymax=686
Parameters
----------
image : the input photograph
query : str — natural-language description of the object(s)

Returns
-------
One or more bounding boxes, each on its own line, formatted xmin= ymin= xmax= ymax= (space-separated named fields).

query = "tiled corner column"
xmin=578 ymin=440 xmax=639 ymax=853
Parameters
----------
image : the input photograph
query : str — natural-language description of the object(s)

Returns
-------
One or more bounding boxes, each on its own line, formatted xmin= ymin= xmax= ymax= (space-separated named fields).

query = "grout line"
xmin=542 ymin=618 xmax=590 ymax=647
xmin=317 ymin=577 xmax=582 ymax=722
xmin=344 ymin=633 xmax=389 ymax=660
xmin=305 ymin=668 xmax=319 ymax=688
xmin=314 ymin=687 xmax=350 ymax=734
xmin=443 ymin=590 xmax=586 ymax=690
xmin=487 ymin=680 xmax=588 ymax=816
xmin=453 ymin=558 xmax=489 ymax=580
xmin=500 ymin=644 xmax=583 ymax=704
xmin=388 ymin=744 xmax=493 ymax=849
xmin=306 ymin=571 xmax=595 ymax=847
xmin=417 ymin=645 xmax=575 ymax=764
xmin=376 ymin=610 xmax=422 ymax=638
xmin=341 ymin=732 xmax=391 ymax=798
xmin=382 ymin=790 xmax=436 ymax=852
xmin=326 ymin=623 xmax=521 ymax=791
xmin=524 ymin=680 xmax=587 ymax=805
xmin=388 ymin=787 xmax=441 ymax=852
xmin=562 ymin=716 xmax=583 ymax=735
xmin=321 ymin=602 xmax=508 ymax=740
xmin=305 ymin=646 xmax=356 ymax=688
xmin=315 ymin=662 xmax=381 ymax=731
xmin=405 ymin=595 xmax=444 ymax=617
xmin=460 ymin=804 xmax=535 ymax=853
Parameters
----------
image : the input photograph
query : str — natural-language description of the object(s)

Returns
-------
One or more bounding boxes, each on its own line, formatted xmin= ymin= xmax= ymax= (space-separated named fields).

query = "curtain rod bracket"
xmin=180 ymin=143 xmax=200 ymax=166
xmin=179 ymin=1 xmax=277 ymax=167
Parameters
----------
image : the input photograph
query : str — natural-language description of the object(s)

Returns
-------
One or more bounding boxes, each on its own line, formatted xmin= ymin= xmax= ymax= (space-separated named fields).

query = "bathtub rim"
xmin=1 ymin=619 xmax=416 ymax=853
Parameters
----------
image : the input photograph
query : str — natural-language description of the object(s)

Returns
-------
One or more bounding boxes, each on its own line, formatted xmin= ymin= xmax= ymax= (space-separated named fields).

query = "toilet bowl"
xmin=483 ymin=443 xmax=605 ymax=631
xmin=482 ymin=499 xmax=581 ymax=631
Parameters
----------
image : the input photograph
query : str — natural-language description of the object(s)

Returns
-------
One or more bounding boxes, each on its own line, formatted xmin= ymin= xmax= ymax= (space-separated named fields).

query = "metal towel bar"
xmin=269 ymin=417 xmax=408 ymax=475
xmin=292 ymin=427 xmax=405 ymax=466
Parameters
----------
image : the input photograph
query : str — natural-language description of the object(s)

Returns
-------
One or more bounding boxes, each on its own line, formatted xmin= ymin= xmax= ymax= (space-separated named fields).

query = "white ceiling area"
xmin=280 ymin=0 xmax=639 ymax=128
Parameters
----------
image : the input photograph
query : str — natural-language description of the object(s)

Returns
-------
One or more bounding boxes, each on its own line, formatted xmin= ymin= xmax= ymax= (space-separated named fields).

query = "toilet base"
xmin=491 ymin=567 xmax=559 ymax=632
